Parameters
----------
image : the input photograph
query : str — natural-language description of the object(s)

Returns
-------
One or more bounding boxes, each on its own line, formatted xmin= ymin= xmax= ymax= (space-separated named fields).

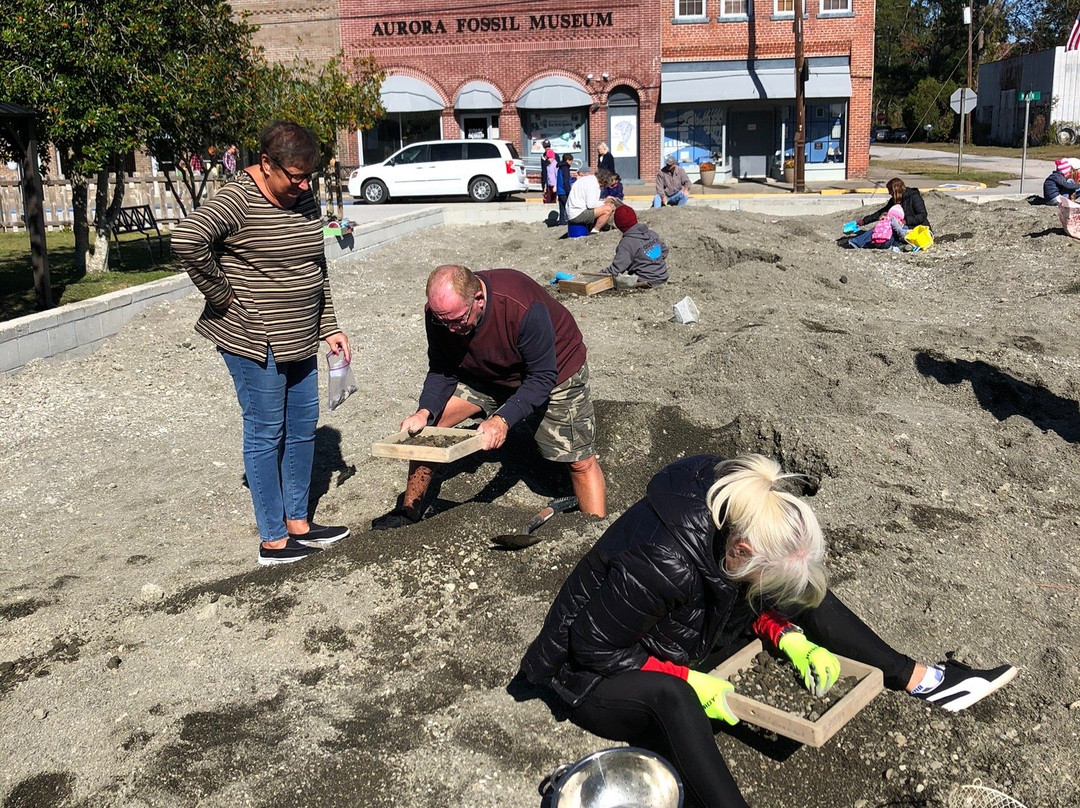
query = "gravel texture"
xmin=2 ymin=196 xmax=1078 ymax=808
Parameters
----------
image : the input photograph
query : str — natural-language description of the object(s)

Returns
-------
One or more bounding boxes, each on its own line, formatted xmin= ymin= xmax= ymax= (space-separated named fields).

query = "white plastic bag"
xmin=326 ymin=351 xmax=358 ymax=411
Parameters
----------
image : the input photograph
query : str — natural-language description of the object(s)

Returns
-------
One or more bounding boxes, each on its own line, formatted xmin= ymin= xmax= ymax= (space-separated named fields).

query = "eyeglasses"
xmin=432 ymin=296 xmax=476 ymax=329
xmin=266 ymin=154 xmax=312 ymax=185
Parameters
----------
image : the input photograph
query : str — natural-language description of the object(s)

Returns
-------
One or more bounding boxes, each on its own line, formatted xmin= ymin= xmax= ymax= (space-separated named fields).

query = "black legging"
xmin=568 ymin=590 xmax=916 ymax=808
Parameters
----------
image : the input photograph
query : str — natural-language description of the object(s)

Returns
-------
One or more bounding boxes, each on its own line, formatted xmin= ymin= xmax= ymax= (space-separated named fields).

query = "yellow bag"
xmin=905 ymin=225 xmax=933 ymax=250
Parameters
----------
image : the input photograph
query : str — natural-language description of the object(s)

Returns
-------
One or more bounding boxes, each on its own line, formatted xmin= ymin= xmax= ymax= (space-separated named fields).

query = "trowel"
xmin=492 ymin=496 xmax=579 ymax=549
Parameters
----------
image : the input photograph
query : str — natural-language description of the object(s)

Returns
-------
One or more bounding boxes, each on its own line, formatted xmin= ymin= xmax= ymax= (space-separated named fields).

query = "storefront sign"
xmin=371 ymin=13 xmax=614 ymax=37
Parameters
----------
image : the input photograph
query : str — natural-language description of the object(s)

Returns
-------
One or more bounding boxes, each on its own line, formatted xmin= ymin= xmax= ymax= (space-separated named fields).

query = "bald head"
xmin=427 ymin=265 xmax=479 ymax=304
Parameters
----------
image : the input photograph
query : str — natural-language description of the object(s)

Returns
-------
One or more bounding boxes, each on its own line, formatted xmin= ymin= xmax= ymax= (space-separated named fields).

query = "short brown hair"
xmin=260 ymin=121 xmax=320 ymax=173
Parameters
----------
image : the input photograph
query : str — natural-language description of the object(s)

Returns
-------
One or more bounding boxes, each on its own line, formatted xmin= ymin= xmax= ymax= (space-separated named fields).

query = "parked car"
xmin=347 ymin=139 xmax=527 ymax=204
xmin=889 ymin=127 xmax=910 ymax=143
xmin=872 ymin=126 xmax=892 ymax=142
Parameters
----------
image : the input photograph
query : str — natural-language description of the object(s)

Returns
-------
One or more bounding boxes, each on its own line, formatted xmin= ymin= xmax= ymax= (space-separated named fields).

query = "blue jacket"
xmin=556 ymin=162 xmax=574 ymax=196
xmin=1043 ymin=170 xmax=1077 ymax=204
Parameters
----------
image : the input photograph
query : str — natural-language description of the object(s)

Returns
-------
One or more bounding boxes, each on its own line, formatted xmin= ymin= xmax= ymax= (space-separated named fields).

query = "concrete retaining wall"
xmin=0 ymin=208 xmax=444 ymax=376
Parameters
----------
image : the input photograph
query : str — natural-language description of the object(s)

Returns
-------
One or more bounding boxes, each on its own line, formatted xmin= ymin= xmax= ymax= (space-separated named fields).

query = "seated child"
xmin=887 ymin=204 xmax=909 ymax=240
xmin=600 ymin=173 xmax=625 ymax=202
xmin=600 ymin=206 xmax=668 ymax=286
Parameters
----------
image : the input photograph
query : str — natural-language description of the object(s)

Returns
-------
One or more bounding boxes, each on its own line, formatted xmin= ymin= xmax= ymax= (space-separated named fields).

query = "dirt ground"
xmin=2 ymin=196 xmax=1079 ymax=808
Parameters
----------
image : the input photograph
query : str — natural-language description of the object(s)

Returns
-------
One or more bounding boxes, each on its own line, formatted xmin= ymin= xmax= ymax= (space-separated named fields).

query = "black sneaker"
xmin=258 ymin=538 xmax=323 ymax=566
xmin=912 ymin=660 xmax=1018 ymax=712
xmin=289 ymin=522 xmax=350 ymax=545
xmin=371 ymin=508 xmax=421 ymax=531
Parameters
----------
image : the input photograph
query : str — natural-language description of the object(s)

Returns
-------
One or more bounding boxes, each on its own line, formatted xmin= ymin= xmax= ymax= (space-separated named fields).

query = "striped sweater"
xmin=171 ymin=171 xmax=340 ymax=363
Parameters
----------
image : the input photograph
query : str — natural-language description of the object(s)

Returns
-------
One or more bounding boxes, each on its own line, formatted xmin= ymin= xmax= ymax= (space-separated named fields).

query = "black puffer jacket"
xmin=863 ymin=187 xmax=931 ymax=230
xmin=520 ymin=455 xmax=755 ymax=706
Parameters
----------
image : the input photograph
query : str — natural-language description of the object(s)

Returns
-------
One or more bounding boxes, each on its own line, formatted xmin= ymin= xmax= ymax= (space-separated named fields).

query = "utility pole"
xmin=793 ymin=0 xmax=806 ymax=193
xmin=966 ymin=4 xmax=973 ymax=145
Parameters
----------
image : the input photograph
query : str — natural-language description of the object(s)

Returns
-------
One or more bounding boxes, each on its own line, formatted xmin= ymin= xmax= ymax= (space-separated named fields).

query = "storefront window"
xmin=777 ymin=102 xmax=846 ymax=167
xmin=524 ymin=111 xmax=587 ymax=158
xmin=660 ymin=107 xmax=723 ymax=167
xmin=361 ymin=113 xmax=441 ymax=165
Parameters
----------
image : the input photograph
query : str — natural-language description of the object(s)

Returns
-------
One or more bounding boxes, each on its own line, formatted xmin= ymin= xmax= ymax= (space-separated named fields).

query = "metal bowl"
xmin=547 ymin=747 xmax=683 ymax=808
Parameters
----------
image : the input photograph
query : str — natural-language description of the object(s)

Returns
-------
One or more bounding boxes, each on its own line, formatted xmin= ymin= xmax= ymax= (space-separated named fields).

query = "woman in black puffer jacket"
xmin=520 ymin=454 xmax=1016 ymax=808
xmin=860 ymin=177 xmax=931 ymax=230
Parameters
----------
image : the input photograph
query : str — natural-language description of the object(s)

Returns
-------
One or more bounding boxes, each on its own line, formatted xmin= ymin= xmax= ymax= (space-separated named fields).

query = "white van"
xmin=348 ymin=139 xmax=528 ymax=204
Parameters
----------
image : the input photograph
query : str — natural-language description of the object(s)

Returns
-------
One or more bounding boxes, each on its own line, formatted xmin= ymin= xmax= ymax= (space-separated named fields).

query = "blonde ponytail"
xmin=707 ymin=454 xmax=826 ymax=610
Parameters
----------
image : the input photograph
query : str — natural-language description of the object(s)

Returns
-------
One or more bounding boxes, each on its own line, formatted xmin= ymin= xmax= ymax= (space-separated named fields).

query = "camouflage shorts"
xmin=454 ymin=362 xmax=596 ymax=463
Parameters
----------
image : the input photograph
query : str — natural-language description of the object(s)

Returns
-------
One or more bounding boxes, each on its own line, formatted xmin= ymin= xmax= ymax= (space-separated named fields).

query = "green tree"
xmin=0 ymin=0 xmax=260 ymax=273
xmin=902 ymin=77 xmax=959 ymax=141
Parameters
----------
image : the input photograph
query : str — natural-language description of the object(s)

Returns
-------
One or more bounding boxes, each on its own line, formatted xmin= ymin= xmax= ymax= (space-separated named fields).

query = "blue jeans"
xmin=652 ymin=190 xmax=688 ymax=208
xmin=220 ymin=347 xmax=319 ymax=542
xmin=846 ymin=228 xmax=894 ymax=249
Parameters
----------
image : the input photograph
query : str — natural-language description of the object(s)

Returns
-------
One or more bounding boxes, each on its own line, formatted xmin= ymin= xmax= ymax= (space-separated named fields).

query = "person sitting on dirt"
xmin=598 ymin=206 xmax=668 ymax=287
xmin=652 ymin=155 xmax=692 ymax=208
xmin=859 ymin=177 xmax=931 ymax=231
xmin=600 ymin=173 xmax=625 ymax=203
xmin=371 ymin=265 xmax=607 ymax=530
xmin=519 ymin=453 xmax=1018 ymax=808
xmin=566 ymin=169 xmax=617 ymax=234
xmin=1043 ymin=158 xmax=1079 ymax=205
xmin=845 ymin=205 xmax=902 ymax=250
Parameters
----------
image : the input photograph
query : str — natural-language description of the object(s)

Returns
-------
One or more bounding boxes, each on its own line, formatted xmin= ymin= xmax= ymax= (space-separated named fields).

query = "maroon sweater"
xmin=418 ymin=269 xmax=587 ymax=426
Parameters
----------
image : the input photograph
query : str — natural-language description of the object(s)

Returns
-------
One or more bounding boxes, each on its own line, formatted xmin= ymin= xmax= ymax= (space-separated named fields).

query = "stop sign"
xmin=950 ymin=88 xmax=977 ymax=114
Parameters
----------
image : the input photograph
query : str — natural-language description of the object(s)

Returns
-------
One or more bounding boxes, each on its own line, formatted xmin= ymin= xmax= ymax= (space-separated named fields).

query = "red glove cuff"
xmin=753 ymin=609 xmax=796 ymax=647
xmin=641 ymin=656 xmax=690 ymax=680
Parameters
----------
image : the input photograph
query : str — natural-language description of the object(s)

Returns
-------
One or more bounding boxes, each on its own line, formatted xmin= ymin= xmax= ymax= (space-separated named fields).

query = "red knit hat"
xmin=614 ymin=205 xmax=638 ymax=232
xmin=1056 ymin=158 xmax=1071 ymax=173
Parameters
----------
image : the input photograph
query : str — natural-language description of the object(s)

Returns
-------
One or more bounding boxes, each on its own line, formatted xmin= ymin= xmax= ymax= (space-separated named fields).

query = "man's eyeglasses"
xmin=433 ymin=296 xmax=476 ymax=329
xmin=266 ymin=154 xmax=312 ymax=185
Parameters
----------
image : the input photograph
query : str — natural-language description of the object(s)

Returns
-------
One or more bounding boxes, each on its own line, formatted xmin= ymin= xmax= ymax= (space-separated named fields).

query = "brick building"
xmin=321 ymin=0 xmax=874 ymax=182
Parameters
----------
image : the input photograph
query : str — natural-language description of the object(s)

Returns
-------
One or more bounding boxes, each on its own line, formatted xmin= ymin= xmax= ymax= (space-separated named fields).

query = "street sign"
xmin=950 ymin=88 xmax=977 ymax=114
xmin=1017 ymin=91 xmax=1041 ymax=102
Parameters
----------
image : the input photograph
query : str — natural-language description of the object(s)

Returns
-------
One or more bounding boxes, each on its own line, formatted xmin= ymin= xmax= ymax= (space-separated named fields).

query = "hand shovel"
xmin=492 ymin=496 xmax=579 ymax=549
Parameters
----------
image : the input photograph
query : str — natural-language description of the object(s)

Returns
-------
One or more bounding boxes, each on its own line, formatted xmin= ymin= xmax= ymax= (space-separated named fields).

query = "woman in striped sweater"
xmin=173 ymin=121 xmax=352 ymax=566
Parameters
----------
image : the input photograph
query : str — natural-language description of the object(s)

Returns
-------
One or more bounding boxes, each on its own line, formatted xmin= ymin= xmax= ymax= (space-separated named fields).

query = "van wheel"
xmin=469 ymin=176 xmax=496 ymax=202
xmin=362 ymin=179 xmax=389 ymax=204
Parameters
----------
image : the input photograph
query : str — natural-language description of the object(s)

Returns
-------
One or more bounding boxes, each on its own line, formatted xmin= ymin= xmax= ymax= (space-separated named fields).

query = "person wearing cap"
xmin=652 ymin=155 xmax=692 ymax=208
xmin=566 ymin=169 xmax=618 ymax=234
xmin=1043 ymin=158 xmax=1078 ymax=205
xmin=599 ymin=206 xmax=669 ymax=287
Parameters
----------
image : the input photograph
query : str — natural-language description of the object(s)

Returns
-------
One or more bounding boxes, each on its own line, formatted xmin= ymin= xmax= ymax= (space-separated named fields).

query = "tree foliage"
xmin=874 ymin=0 xmax=1080 ymax=141
xmin=2 ymin=2 xmax=385 ymax=270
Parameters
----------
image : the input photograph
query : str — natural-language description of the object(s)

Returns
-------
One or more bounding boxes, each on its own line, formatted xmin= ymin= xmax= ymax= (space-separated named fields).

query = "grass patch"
xmin=899 ymin=142 xmax=1079 ymax=161
xmin=0 ymin=230 xmax=180 ymax=321
xmin=870 ymin=159 xmax=1014 ymax=187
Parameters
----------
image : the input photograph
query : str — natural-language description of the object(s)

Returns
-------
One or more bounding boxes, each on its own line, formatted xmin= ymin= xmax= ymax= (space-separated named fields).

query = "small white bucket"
xmin=672 ymin=296 xmax=699 ymax=324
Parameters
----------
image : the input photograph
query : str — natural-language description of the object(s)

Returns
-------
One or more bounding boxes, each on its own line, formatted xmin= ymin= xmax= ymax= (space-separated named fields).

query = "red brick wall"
xmin=337 ymin=2 xmax=663 ymax=172
xmin=663 ymin=0 xmax=874 ymax=177
xmin=323 ymin=0 xmax=872 ymax=177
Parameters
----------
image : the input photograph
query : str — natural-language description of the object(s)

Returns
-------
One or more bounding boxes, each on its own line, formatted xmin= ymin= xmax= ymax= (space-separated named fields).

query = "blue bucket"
xmin=842 ymin=220 xmax=860 ymax=235
xmin=568 ymin=223 xmax=590 ymax=238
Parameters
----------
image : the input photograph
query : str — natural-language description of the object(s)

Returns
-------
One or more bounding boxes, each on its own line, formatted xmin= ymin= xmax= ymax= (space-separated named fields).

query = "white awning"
xmin=516 ymin=76 xmax=591 ymax=109
xmin=381 ymin=75 xmax=444 ymax=113
xmin=455 ymin=81 xmax=503 ymax=110
xmin=661 ymin=57 xmax=851 ymax=103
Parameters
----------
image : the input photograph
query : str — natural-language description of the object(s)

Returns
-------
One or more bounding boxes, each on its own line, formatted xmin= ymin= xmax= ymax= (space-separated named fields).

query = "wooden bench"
xmin=111 ymin=205 xmax=164 ymax=267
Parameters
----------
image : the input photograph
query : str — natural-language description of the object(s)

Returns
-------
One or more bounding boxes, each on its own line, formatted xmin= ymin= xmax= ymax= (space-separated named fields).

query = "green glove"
xmin=778 ymin=629 xmax=841 ymax=697
xmin=685 ymin=670 xmax=739 ymax=725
